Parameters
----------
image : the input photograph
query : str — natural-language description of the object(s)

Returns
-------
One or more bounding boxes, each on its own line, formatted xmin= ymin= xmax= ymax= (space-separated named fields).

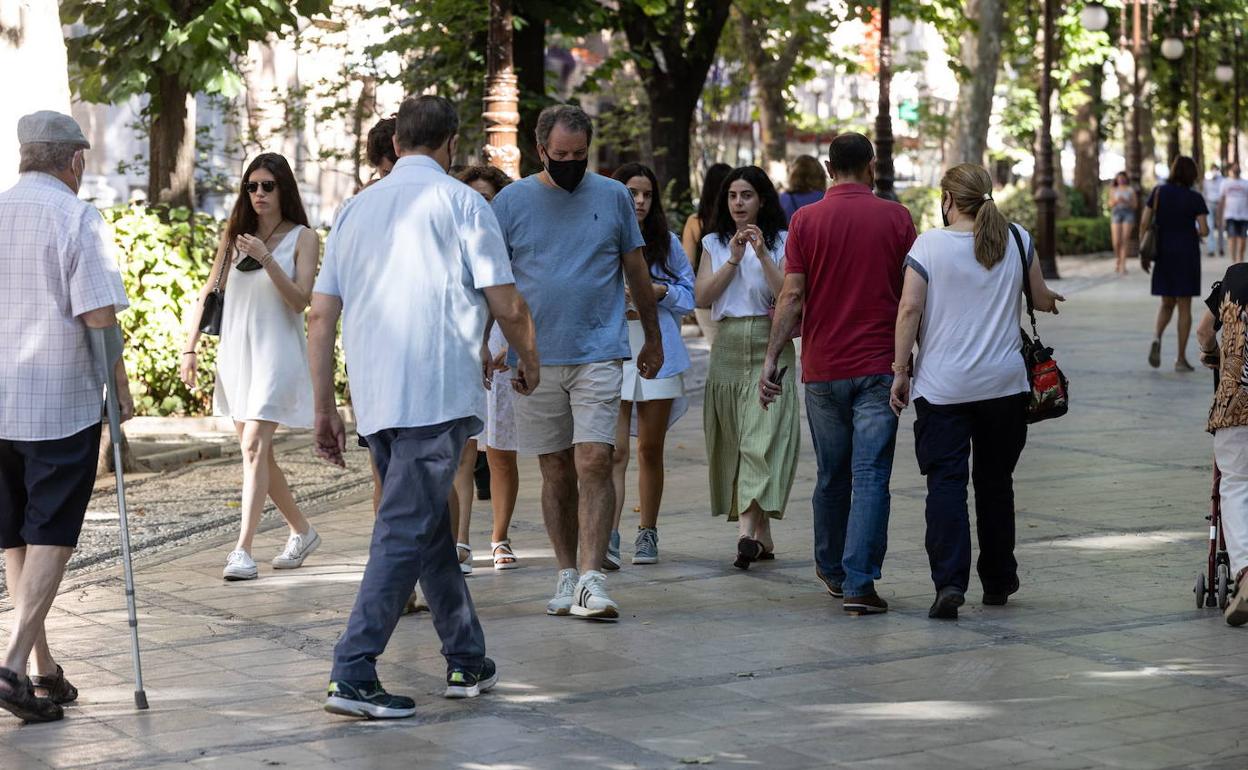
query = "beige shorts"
xmin=514 ymin=361 xmax=623 ymax=455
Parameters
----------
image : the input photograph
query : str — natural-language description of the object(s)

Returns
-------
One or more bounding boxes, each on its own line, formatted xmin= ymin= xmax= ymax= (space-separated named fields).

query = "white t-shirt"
xmin=314 ymin=155 xmax=515 ymax=436
xmin=904 ymin=226 xmax=1033 ymax=406
xmin=702 ymin=230 xmax=788 ymax=320
xmin=1222 ymin=178 xmax=1248 ymax=221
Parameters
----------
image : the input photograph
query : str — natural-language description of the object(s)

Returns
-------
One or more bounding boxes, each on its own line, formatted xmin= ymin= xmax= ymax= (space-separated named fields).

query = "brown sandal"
xmin=0 ymin=666 xmax=62 ymax=723
xmin=31 ymin=665 xmax=78 ymax=705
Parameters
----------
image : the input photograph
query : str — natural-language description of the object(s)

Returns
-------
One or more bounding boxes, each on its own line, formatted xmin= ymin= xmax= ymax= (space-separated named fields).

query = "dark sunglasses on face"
xmin=245 ymin=180 xmax=277 ymax=194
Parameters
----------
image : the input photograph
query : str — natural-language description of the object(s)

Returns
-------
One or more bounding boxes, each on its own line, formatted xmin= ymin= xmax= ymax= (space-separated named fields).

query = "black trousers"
xmin=914 ymin=393 xmax=1028 ymax=594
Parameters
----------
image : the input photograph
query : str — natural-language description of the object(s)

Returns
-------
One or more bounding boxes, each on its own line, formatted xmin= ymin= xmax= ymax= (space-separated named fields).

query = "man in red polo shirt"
xmin=760 ymin=132 xmax=916 ymax=615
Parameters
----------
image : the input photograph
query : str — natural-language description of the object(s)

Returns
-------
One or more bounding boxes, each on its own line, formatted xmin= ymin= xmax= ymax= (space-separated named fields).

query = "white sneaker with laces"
xmin=223 ymin=549 xmax=258 ymax=581
xmin=545 ymin=568 xmax=579 ymax=616
xmin=571 ymin=570 xmax=619 ymax=620
xmin=272 ymin=526 xmax=321 ymax=569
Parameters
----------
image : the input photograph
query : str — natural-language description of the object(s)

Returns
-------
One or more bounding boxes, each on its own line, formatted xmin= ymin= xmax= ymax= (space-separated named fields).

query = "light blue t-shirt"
xmin=492 ymin=173 xmax=645 ymax=366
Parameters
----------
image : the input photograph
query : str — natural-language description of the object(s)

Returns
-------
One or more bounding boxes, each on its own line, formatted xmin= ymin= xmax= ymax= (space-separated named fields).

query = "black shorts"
xmin=0 ymin=423 xmax=102 ymax=549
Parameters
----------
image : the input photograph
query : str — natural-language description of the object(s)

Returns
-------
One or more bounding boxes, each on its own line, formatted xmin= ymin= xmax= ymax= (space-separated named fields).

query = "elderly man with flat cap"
xmin=0 ymin=110 xmax=132 ymax=722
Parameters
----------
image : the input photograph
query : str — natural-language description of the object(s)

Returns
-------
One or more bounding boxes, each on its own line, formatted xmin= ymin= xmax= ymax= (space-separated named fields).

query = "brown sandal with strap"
xmin=0 ymin=666 xmax=62 ymax=723
xmin=31 ymin=665 xmax=78 ymax=705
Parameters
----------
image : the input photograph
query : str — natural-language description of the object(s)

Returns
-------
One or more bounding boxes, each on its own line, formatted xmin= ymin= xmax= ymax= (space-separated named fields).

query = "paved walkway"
xmin=5 ymin=257 xmax=1248 ymax=770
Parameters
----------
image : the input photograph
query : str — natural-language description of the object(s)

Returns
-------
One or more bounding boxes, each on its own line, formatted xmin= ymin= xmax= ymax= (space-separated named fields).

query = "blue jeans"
xmin=805 ymin=376 xmax=898 ymax=597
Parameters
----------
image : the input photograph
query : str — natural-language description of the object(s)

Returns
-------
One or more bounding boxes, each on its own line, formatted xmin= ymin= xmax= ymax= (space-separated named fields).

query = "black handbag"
xmin=1010 ymin=224 xmax=1069 ymax=423
xmin=198 ymin=253 xmax=227 ymax=336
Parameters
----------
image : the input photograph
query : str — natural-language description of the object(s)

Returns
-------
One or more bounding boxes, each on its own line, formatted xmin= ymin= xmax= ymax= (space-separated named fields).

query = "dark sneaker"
xmin=324 ymin=680 xmax=416 ymax=719
xmin=445 ymin=657 xmax=499 ymax=699
xmin=1148 ymin=339 xmax=1161 ymax=368
xmin=1226 ymin=569 xmax=1248 ymax=627
xmin=843 ymin=593 xmax=888 ymax=615
xmin=929 ymin=587 xmax=966 ymax=620
xmin=30 ymin=665 xmax=78 ymax=705
xmin=983 ymin=577 xmax=1020 ymax=606
xmin=602 ymin=529 xmax=622 ymax=571
xmin=0 ymin=667 xmax=62 ymax=723
xmin=815 ymin=568 xmax=843 ymax=598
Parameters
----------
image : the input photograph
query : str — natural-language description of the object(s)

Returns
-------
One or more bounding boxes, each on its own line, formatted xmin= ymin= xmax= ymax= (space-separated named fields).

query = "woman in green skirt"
xmin=695 ymin=166 xmax=801 ymax=569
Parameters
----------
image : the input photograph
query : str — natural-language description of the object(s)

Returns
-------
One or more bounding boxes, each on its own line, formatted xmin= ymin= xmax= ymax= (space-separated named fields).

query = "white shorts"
xmin=486 ymin=368 xmax=517 ymax=452
xmin=621 ymin=319 xmax=685 ymax=401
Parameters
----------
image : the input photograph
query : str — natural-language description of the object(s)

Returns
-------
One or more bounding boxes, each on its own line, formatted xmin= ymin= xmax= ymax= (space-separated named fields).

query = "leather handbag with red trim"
xmin=1010 ymin=224 xmax=1069 ymax=423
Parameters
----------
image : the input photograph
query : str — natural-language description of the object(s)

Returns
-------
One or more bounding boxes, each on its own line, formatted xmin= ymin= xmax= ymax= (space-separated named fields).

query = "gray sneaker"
xmin=546 ymin=568 xmax=579 ymax=616
xmin=633 ymin=527 xmax=658 ymax=564
xmin=602 ymin=529 xmax=622 ymax=571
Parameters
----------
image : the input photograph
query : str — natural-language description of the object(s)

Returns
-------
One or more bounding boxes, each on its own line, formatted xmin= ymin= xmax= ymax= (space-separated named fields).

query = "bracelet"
xmin=891 ymin=362 xmax=911 ymax=374
xmin=727 ymin=259 xmax=741 ymax=267
xmin=182 ymin=351 xmax=196 ymax=356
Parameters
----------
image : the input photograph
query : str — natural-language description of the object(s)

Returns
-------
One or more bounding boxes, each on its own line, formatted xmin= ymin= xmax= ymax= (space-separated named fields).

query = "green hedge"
xmin=1056 ymin=216 xmax=1112 ymax=255
xmin=899 ymin=185 xmax=941 ymax=233
xmin=107 ymin=205 xmax=347 ymax=417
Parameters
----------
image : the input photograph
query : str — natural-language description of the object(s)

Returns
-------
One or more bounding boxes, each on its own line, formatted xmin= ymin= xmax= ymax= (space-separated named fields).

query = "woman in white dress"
xmin=606 ymin=162 xmax=696 ymax=568
xmin=181 ymin=153 xmax=322 ymax=581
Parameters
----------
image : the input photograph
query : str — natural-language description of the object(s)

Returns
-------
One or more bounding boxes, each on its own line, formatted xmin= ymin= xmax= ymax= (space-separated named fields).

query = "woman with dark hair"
xmin=602 ymin=162 xmax=696 ymax=568
xmin=780 ymin=155 xmax=828 ymax=223
xmin=683 ymin=163 xmax=732 ymax=345
xmin=1108 ymin=171 xmax=1137 ymax=275
xmin=365 ymin=116 xmax=398 ymax=183
xmin=695 ymin=165 xmax=800 ymax=569
xmin=181 ymin=153 xmax=322 ymax=580
xmin=1140 ymin=155 xmax=1210 ymax=372
xmin=448 ymin=164 xmax=523 ymax=574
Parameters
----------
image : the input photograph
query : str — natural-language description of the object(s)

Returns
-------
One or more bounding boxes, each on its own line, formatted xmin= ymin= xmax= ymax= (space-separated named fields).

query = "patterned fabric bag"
xmin=1010 ymin=224 xmax=1069 ymax=423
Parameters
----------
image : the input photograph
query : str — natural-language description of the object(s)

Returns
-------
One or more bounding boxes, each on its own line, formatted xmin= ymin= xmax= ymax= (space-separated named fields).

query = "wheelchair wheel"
xmin=1217 ymin=563 xmax=1232 ymax=610
xmin=1196 ymin=572 xmax=1208 ymax=609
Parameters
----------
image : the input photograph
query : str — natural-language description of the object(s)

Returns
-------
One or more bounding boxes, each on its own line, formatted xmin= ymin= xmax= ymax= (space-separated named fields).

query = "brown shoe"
xmin=843 ymin=592 xmax=888 ymax=615
xmin=30 ymin=665 xmax=77 ymax=705
xmin=0 ymin=667 xmax=62 ymax=723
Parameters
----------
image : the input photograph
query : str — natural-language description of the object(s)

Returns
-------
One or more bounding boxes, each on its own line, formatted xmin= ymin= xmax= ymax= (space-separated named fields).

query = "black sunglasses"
xmin=245 ymin=180 xmax=277 ymax=194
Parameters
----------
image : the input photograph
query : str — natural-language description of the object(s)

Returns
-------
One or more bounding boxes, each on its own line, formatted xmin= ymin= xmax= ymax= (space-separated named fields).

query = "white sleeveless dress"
xmin=213 ymin=226 xmax=314 ymax=428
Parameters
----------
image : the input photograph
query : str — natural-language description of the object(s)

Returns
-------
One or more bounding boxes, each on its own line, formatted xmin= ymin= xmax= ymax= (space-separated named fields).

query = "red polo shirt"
xmin=785 ymin=184 xmax=917 ymax=382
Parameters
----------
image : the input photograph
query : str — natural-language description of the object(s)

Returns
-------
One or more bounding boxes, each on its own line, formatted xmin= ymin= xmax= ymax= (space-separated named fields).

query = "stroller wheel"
xmin=1195 ymin=572 xmax=1208 ymax=609
xmin=1217 ymin=563 xmax=1232 ymax=610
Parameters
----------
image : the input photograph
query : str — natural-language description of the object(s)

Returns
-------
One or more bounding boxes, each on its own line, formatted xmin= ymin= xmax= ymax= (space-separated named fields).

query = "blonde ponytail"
xmin=940 ymin=163 xmax=1010 ymax=268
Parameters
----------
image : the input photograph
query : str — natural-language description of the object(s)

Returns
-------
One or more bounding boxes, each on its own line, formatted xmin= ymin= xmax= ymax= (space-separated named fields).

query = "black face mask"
xmin=941 ymin=196 xmax=951 ymax=227
xmin=544 ymin=155 xmax=588 ymax=193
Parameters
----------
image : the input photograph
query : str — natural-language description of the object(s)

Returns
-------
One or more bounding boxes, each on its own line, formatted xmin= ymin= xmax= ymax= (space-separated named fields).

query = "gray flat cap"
xmin=17 ymin=111 xmax=90 ymax=149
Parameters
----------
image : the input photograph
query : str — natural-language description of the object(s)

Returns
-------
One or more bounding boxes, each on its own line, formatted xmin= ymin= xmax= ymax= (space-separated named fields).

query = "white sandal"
xmin=492 ymin=540 xmax=519 ymax=570
xmin=456 ymin=543 xmax=473 ymax=575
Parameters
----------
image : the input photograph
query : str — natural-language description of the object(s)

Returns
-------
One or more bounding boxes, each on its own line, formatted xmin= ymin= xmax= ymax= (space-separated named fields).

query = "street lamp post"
xmin=1191 ymin=10 xmax=1202 ymax=171
xmin=483 ymin=0 xmax=521 ymax=179
xmin=873 ymin=0 xmax=897 ymax=201
xmin=1236 ymin=30 xmax=1242 ymax=167
xmin=1035 ymin=0 xmax=1060 ymax=279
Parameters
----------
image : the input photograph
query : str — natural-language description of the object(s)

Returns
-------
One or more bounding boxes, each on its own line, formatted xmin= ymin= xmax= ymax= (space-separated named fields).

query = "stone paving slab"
xmin=5 ymin=256 xmax=1248 ymax=769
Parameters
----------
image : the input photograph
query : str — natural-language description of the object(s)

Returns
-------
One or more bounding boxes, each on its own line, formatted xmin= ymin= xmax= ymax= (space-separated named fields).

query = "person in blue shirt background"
xmin=491 ymin=105 xmax=663 ymax=621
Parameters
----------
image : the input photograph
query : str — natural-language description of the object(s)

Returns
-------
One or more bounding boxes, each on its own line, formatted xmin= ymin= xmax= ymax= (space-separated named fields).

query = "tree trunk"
xmin=952 ymin=0 xmax=1005 ymax=164
xmin=513 ymin=5 xmax=547 ymax=177
xmin=757 ymin=75 xmax=788 ymax=170
xmin=1072 ymin=65 xmax=1101 ymax=217
xmin=647 ymin=83 xmax=697 ymax=211
xmin=148 ymin=73 xmax=196 ymax=209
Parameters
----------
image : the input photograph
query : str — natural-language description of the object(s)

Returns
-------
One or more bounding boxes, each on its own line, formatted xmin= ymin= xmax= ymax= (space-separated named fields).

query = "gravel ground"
xmin=0 ymin=435 xmax=375 ymax=598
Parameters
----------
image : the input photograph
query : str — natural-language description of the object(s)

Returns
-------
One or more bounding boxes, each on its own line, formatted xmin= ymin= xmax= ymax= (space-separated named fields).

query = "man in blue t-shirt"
xmin=491 ymin=104 xmax=663 ymax=621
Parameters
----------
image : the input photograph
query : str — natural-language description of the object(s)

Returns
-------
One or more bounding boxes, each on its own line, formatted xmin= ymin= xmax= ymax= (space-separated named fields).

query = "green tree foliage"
xmin=62 ymin=0 xmax=331 ymax=206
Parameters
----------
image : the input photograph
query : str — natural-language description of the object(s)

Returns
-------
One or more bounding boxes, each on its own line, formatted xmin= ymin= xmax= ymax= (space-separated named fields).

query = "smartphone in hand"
xmin=771 ymin=365 xmax=788 ymax=387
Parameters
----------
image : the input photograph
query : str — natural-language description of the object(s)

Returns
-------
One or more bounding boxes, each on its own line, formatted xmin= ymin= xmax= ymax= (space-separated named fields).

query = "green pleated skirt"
xmin=703 ymin=316 xmax=800 ymax=521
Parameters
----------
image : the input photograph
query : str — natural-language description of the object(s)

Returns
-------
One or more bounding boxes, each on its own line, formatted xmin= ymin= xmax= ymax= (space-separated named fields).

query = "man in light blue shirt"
xmin=308 ymin=95 xmax=539 ymax=719
xmin=491 ymin=105 xmax=662 ymax=620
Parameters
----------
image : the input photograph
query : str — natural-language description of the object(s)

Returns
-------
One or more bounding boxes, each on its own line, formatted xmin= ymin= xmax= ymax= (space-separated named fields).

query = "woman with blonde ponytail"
xmin=888 ymin=163 xmax=1064 ymax=621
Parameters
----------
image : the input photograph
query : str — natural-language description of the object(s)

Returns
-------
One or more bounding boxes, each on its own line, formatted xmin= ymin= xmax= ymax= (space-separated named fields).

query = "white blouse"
xmin=701 ymin=230 xmax=788 ymax=320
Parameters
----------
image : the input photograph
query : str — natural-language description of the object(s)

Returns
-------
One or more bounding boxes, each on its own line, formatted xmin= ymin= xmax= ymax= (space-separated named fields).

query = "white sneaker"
xmin=272 ymin=527 xmax=321 ymax=569
xmin=571 ymin=570 xmax=619 ymax=620
xmin=223 ymin=550 xmax=258 ymax=581
xmin=545 ymin=568 xmax=578 ymax=616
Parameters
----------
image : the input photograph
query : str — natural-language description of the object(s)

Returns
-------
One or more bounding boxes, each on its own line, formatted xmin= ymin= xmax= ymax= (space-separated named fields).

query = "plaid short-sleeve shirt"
xmin=0 ymin=172 xmax=129 ymax=441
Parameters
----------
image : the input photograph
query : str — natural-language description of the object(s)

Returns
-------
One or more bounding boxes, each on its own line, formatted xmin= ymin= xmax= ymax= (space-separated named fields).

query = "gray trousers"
xmin=331 ymin=417 xmax=486 ymax=682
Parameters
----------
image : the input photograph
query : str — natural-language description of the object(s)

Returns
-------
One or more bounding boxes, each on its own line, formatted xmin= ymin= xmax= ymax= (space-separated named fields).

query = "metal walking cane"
xmin=87 ymin=326 xmax=149 ymax=710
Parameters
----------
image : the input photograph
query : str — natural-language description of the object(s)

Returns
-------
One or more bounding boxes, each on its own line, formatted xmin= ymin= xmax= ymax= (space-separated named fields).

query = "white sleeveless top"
xmin=213 ymin=225 xmax=314 ymax=428
xmin=701 ymin=230 xmax=788 ymax=320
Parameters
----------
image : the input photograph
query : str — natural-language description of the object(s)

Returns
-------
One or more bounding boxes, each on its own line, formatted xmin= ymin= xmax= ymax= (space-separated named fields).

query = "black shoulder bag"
xmin=198 ymin=251 xmax=229 ymax=336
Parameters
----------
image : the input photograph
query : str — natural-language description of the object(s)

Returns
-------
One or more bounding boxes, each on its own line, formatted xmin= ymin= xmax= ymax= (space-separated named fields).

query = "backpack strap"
xmin=1009 ymin=223 xmax=1039 ymax=337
